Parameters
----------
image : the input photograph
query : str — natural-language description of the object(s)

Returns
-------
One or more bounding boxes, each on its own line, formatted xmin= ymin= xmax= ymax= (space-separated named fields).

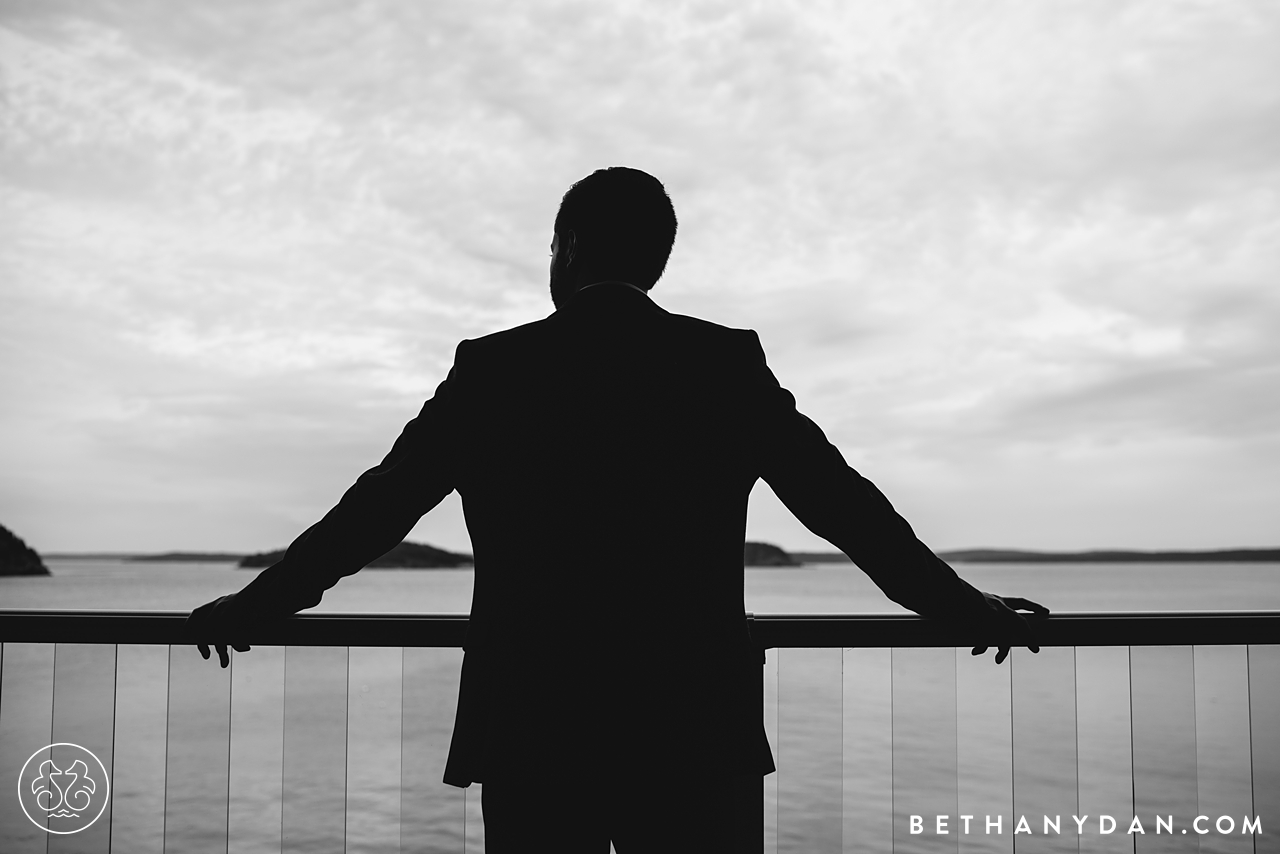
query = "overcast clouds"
xmin=1 ymin=0 xmax=1277 ymax=553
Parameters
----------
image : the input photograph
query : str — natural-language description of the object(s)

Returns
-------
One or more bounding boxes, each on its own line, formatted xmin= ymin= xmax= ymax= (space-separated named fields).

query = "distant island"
xmin=941 ymin=548 xmax=1280 ymax=563
xmin=744 ymin=541 xmax=802 ymax=567
xmin=32 ymin=540 xmax=804 ymax=568
xmin=236 ymin=540 xmax=804 ymax=568
xmin=42 ymin=551 xmax=250 ymax=562
xmin=127 ymin=552 xmax=246 ymax=563
xmin=239 ymin=540 xmax=475 ymax=569
xmin=33 ymin=541 xmax=1276 ymax=571
xmin=0 ymin=523 xmax=51 ymax=576
xmin=42 ymin=552 xmax=148 ymax=560
xmin=793 ymin=548 xmax=1280 ymax=564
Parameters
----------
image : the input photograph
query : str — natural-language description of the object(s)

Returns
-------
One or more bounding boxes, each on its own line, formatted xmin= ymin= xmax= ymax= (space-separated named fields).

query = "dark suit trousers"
xmin=480 ymin=769 xmax=759 ymax=853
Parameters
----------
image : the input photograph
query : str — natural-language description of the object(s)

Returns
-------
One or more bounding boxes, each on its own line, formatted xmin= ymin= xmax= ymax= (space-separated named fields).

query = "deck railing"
xmin=1 ymin=609 xmax=1277 ymax=853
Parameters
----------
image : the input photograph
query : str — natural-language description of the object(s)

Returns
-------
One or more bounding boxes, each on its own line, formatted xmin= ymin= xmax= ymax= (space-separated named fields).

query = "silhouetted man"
xmin=188 ymin=167 xmax=1046 ymax=852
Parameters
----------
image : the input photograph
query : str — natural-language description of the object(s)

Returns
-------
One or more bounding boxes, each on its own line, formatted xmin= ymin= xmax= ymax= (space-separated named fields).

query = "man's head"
xmin=549 ymin=167 xmax=678 ymax=308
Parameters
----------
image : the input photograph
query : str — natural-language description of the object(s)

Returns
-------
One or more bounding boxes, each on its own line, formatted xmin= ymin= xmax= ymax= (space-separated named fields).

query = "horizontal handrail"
xmin=750 ymin=610 xmax=1280 ymax=647
xmin=2 ymin=609 xmax=1278 ymax=647
xmin=0 ymin=609 xmax=469 ymax=646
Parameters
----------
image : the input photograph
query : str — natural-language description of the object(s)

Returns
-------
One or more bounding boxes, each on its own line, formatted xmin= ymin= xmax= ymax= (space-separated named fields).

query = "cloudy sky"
xmin=1 ymin=0 xmax=1277 ymax=554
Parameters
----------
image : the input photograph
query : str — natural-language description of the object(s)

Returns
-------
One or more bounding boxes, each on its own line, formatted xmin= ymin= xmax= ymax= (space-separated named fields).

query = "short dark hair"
xmin=554 ymin=167 xmax=678 ymax=290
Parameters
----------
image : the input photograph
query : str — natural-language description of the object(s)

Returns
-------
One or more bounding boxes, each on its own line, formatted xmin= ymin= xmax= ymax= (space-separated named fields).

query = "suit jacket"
xmin=237 ymin=281 xmax=988 ymax=786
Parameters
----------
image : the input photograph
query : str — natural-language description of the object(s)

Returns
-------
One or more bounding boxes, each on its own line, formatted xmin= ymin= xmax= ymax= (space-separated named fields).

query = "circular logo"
xmin=17 ymin=743 xmax=111 ymax=835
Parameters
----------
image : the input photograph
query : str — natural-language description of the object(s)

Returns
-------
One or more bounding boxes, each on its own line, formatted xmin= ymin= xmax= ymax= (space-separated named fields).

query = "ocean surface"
xmin=2 ymin=559 xmax=1278 ymax=853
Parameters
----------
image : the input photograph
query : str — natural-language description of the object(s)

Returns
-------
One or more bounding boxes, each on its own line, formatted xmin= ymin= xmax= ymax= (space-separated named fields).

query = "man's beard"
xmin=549 ymin=259 xmax=577 ymax=309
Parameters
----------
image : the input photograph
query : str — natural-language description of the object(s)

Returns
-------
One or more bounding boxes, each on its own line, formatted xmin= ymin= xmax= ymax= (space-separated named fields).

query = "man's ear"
xmin=564 ymin=230 xmax=577 ymax=266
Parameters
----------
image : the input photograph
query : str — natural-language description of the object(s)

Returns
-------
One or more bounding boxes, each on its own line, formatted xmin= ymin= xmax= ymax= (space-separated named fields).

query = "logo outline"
xmin=18 ymin=742 xmax=111 ymax=835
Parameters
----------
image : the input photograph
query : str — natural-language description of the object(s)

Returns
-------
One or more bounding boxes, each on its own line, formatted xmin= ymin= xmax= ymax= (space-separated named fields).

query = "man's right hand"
xmin=185 ymin=592 xmax=258 ymax=669
xmin=968 ymin=592 xmax=1050 ymax=664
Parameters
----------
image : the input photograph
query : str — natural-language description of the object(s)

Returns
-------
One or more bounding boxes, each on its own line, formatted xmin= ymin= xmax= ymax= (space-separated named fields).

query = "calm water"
xmin=5 ymin=557 xmax=1280 ymax=614
xmin=3 ymin=560 xmax=1277 ymax=853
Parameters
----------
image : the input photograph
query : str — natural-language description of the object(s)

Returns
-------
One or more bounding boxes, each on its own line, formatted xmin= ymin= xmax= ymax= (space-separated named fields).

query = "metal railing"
xmin=4 ymin=608 xmax=1279 ymax=646
xmin=1 ymin=609 xmax=1277 ymax=852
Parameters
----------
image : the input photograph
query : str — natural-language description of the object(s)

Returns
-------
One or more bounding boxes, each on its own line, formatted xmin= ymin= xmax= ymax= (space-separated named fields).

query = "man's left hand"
xmin=969 ymin=592 xmax=1050 ymax=664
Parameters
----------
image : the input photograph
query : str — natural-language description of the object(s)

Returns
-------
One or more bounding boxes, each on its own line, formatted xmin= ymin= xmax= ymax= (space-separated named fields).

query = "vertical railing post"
xmin=747 ymin=613 xmax=765 ymax=852
xmin=47 ymin=643 xmax=117 ymax=853
xmin=1249 ymin=645 xmax=1280 ymax=854
xmin=164 ymin=643 xmax=232 ymax=854
xmin=763 ymin=645 xmax=780 ymax=852
xmin=0 ymin=642 xmax=56 ymax=852
xmin=281 ymin=646 xmax=348 ymax=853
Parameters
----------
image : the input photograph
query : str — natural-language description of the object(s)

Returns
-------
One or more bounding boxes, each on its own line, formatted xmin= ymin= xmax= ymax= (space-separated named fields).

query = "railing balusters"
xmin=1009 ymin=647 xmax=1077 ymax=853
xmin=0 ymin=642 xmax=55 ymax=851
xmin=1074 ymin=646 xmax=1133 ymax=854
xmin=3 ymin=612 xmax=1277 ymax=851
xmin=400 ymin=646 xmax=466 ymax=853
xmin=281 ymin=646 xmax=348 ymax=853
xmin=164 ymin=643 xmax=232 ymax=853
xmin=763 ymin=646 xmax=780 ymax=854
xmin=228 ymin=645 xmax=286 ymax=854
xmin=1249 ymin=645 xmax=1280 ymax=854
xmin=1130 ymin=646 xmax=1198 ymax=852
xmin=112 ymin=644 xmax=168 ymax=854
xmin=48 ymin=643 xmax=117 ymax=854
xmin=345 ymin=646 xmax=403 ymax=854
xmin=841 ymin=647 xmax=892 ymax=853
xmin=1193 ymin=645 xmax=1255 ymax=854
xmin=955 ymin=648 xmax=1012 ymax=854
xmin=891 ymin=647 xmax=958 ymax=854
xmin=777 ymin=647 xmax=842 ymax=852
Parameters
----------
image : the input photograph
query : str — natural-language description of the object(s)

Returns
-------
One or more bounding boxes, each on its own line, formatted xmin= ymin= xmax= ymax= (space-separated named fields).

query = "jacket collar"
xmin=556 ymin=280 xmax=664 ymax=316
xmin=577 ymin=280 xmax=648 ymax=297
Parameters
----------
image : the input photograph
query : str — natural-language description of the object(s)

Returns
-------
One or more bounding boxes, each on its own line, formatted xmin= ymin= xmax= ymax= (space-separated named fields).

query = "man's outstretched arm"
xmin=744 ymin=331 xmax=1046 ymax=662
xmin=186 ymin=356 xmax=465 ymax=665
